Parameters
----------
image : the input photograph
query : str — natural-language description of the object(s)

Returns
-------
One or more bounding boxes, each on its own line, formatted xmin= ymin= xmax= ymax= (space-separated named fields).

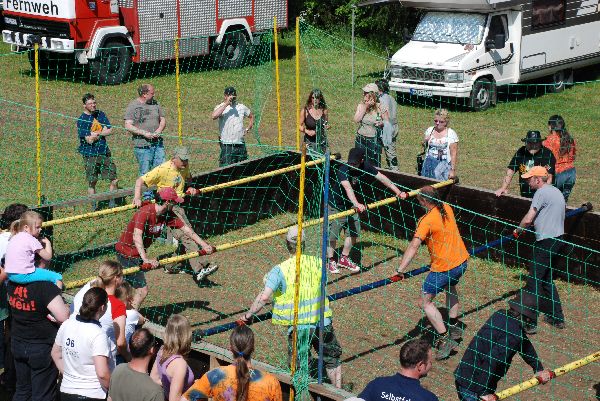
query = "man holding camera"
xmin=211 ymin=86 xmax=254 ymax=167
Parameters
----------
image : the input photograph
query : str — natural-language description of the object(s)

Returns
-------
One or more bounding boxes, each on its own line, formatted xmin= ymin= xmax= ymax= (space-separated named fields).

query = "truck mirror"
xmin=494 ymin=33 xmax=506 ymax=50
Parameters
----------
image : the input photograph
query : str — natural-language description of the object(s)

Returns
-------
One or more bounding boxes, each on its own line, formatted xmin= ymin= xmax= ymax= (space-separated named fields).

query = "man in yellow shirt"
xmin=396 ymin=186 xmax=469 ymax=361
xmin=132 ymin=146 xmax=218 ymax=284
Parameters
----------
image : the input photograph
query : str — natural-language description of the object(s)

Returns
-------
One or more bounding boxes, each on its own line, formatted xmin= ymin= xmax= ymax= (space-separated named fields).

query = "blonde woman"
xmin=151 ymin=314 xmax=195 ymax=401
xmin=353 ymin=83 xmax=387 ymax=167
xmin=71 ymin=260 xmax=130 ymax=367
xmin=421 ymin=109 xmax=458 ymax=180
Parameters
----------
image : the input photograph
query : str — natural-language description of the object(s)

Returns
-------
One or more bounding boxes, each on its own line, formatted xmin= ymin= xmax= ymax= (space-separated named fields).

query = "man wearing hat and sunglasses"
xmin=495 ymin=130 xmax=556 ymax=198
xmin=212 ymin=86 xmax=255 ymax=167
xmin=513 ymin=165 xmax=567 ymax=333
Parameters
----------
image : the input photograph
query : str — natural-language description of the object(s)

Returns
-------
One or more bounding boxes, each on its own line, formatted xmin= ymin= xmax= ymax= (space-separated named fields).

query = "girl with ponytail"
xmin=396 ymin=186 xmax=470 ymax=360
xmin=182 ymin=325 xmax=281 ymax=401
xmin=543 ymin=115 xmax=576 ymax=201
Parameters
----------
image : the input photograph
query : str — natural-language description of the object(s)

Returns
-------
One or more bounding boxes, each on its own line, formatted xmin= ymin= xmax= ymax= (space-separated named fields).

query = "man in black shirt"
xmin=495 ymin=130 xmax=556 ymax=198
xmin=327 ymin=148 xmax=402 ymax=274
xmin=454 ymin=291 xmax=552 ymax=401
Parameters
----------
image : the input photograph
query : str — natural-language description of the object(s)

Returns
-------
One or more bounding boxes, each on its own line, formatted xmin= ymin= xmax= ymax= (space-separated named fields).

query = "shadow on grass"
xmin=341 ymin=288 xmax=518 ymax=363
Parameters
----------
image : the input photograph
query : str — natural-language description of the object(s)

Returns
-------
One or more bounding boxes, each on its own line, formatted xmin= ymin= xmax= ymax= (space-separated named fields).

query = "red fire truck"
xmin=1 ymin=0 xmax=287 ymax=84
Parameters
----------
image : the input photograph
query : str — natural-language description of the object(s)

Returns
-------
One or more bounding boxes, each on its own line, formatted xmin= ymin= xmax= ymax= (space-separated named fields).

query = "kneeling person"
xmin=240 ymin=226 xmax=342 ymax=388
xmin=116 ymin=188 xmax=215 ymax=309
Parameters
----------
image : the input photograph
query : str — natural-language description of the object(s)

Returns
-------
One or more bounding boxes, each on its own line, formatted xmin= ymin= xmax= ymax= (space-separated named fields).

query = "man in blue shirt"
xmin=77 ymin=93 xmax=119 ymax=208
xmin=357 ymin=338 xmax=438 ymax=401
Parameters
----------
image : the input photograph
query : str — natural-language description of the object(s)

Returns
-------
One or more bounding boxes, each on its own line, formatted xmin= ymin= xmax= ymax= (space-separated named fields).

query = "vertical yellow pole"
xmin=295 ymin=17 xmax=301 ymax=152
xmin=35 ymin=44 xmax=42 ymax=206
xmin=175 ymin=37 xmax=183 ymax=145
xmin=274 ymin=16 xmax=282 ymax=148
xmin=289 ymin=144 xmax=307 ymax=401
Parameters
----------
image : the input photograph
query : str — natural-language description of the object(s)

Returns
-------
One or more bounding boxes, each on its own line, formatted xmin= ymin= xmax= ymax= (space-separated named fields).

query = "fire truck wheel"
xmin=89 ymin=40 xmax=132 ymax=85
xmin=470 ymin=77 xmax=496 ymax=111
xmin=215 ymin=31 xmax=247 ymax=69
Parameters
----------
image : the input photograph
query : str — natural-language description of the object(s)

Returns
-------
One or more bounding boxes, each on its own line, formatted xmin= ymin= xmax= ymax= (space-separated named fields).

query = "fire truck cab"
xmin=2 ymin=0 xmax=287 ymax=84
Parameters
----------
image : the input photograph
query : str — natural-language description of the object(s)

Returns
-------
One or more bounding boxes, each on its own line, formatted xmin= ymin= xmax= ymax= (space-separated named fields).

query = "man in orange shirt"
xmin=396 ymin=186 xmax=469 ymax=360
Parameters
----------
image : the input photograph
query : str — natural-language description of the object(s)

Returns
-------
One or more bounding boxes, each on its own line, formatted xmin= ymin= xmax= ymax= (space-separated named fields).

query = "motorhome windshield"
xmin=413 ymin=12 xmax=486 ymax=45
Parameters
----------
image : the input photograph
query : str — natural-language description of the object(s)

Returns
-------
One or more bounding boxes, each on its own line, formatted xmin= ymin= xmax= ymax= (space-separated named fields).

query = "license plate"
xmin=4 ymin=17 xmax=18 ymax=26
xmin=410 ymin=88 xmax=433 ymax=97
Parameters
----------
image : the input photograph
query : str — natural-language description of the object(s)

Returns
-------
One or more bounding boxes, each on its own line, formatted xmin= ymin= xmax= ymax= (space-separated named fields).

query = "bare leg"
xmin=341 ymin=236 xmax=357 ymax=257
xmin=422 ymin=293 xmax=446 ymax=334
xmin=327 ymin=239 xmax=337 ymax=259
xmin=326 ymin=366 xmax=342 ymax=389
xmin=447 ymin=285 xmax=460 ymax=319
xmin=109 ymin=178 xmax=119 ymax=192
xmin=132 ymin=286 xmax=148 ymax=310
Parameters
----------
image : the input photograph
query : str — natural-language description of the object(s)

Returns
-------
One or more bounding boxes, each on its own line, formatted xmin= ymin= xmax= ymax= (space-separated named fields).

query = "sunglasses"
xmin=434 ymin=119 xmax=446 ymax=124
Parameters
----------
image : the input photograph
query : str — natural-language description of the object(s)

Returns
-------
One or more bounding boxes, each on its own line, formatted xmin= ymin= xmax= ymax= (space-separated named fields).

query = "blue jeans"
xmin=455 ymin=382 xmax=481 ymax=401
xmin=422 ymin=261 xmax=468 ymax=295
xmin=421 ymin=156 xmax=450 ymax=180
xmin=554 ymin=168 xmax=576 ymax=202
xmin=12 ymin=339 xmax=58 ymax=401
xmin=134 ymin=144 xmax=165 ymax=199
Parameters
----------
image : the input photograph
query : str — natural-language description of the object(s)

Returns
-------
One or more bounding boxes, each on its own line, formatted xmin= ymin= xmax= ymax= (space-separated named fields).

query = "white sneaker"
xmin=194 ymin=264 xmax=219 ymax=283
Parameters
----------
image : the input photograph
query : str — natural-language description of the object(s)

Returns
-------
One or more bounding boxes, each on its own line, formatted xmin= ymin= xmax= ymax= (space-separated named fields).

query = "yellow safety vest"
xmin=271 ymin=254 xmax=332 ymax=326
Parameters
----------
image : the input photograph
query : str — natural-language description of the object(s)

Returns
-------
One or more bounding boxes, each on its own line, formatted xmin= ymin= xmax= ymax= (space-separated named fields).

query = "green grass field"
xmin=0 ymin=25 xmax=599 ymax=401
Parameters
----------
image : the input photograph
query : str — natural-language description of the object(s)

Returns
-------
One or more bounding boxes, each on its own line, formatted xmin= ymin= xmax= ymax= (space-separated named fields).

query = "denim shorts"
xmin=422 ymin=260 xmax=467 ymax=295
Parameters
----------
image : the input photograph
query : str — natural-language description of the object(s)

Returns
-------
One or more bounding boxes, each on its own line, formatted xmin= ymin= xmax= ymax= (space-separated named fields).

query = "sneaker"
xmin=194 ymin=264 xmax=219 ymax=283
xmin=435 ymin=336 xmax=458 ymax=360
xmin=543 ymin=315 xmax=566 ymax=329
xmin=338 ymin=255 xmax=360 ymax=273
xmin=448 ymin=324 xmax=463 ymax=340
xmin=327 ymin=259 xmax=340 ymax=274
xmin=523 ymin=321 xmax=538 ymax=335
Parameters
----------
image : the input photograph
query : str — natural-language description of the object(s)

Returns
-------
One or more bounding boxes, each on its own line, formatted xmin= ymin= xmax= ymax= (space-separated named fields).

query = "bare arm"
xmin=125 ymin=120 xmax=153 ymax=138
xmin=47 ymin=295 xmax=70 ymax=323
xmin=374 ymin=172 xmax=402 ymax=196
xmin=101 ymin=125 xmax=113 ymax=136
xmin=38 ymin=237 xmax=53 ymax=260
xmin=113 ymin=315 xmax=131 ymax=362
xmin=133 ymin=177 xmax=148 ymax=207
xmin=495 ymin=168 xmax=516 ymax=196
xmin=155 ymin=116 xmax=166 ymax=134
xmin=93 ymin=355 xmax=111 ymax=390
xmin=211 ymin=97 xmax=233 ymax=119
xmin=396 ymin=237 xmax=422 ymax=273
xmin=341 ymin=180 xmax=365 ymax=212
xmin=51 ymin=343 xmax=64 ymax=373
xmin=85 ymin=132 xmax=100 ymax=144
xmin=518 ymin=207 xmax=538 ymax=230
xmin=150 ymin=358 xmax=162 ymax=385
xmin=133 ymin=227 xmax=156 ymax=266
xmin=353 ymin=103 xmax=367 ymax=123
xmin=241 ymin=286 xmax=274 ymax=321
xmin=167 ymin=358 xmax=189 ymax=401
xmin=449 ymin=142 xmax=458 ymax=179
xmin=246 ymin=111 xmax=254 ymax=131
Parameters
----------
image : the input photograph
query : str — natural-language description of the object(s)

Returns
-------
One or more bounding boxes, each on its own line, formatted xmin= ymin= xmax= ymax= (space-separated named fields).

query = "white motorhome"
xmin=386 ymin=0 xmax=600 ymax=109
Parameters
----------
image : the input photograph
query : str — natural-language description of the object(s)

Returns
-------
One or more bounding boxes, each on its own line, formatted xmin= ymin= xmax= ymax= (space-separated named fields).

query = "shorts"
xmin=422 ymin=260 xmax=467 ymax=295
xmin=327 ymin=206 xmax=360 ymax=241
xmin=116 ymin=253 xmax=146 ymax=289
xmin=287 ymin=324 xmax=342 ymax=370
xmin=83 ymin=155 xmax=117 ymax=184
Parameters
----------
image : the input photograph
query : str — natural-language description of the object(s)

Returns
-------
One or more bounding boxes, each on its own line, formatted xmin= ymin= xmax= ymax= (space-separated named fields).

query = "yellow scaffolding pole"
xmin=64 ymin=178 xmax=455 ymax=290
xmin=289 ymin=145 xmax=307 ymax=401
xmin=35 ymin=43 xmax=42 ymax=206
xmin=295 ymin=17 xmax=301 ymax=151
xmin=274 ymin=16 xmax=282 ymax=149
xmin=42 ymin=155 xmax=337 ymax=228
xmin=493 ymin=350 xmax=600 ymax=400
xmin=175 ymin=36 xmax=183 ymax=145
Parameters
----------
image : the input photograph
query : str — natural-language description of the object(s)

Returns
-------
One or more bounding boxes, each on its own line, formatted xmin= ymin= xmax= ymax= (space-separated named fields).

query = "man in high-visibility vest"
xmin=239 ymin=226 xmax=342 ymax=388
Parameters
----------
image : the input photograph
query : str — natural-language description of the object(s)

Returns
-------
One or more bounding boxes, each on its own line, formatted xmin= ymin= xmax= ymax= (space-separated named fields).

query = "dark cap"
xmin=348 ymin=148 xmax=366 ymax=164
xmin=522 ymin=130 xmax=543 ymax=143
xmin=508 ymin=290 xmax=543 ymax=321
xmin=224 ymin=86 xmax=237 ymax=96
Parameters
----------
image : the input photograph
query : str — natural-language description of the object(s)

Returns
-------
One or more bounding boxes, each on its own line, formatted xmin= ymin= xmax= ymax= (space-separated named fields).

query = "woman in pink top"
xmin=151 ymin=314 xmax=195 ymax=401
xmin=543 ymin=115 xmax=576 ymax=202
xmin=4 ymin=211 xmax=63 ymax=287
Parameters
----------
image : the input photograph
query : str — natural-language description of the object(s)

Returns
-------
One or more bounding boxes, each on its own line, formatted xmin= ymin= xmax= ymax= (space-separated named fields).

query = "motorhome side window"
xmin=532 ymin=0 xmax=566 ymax=28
